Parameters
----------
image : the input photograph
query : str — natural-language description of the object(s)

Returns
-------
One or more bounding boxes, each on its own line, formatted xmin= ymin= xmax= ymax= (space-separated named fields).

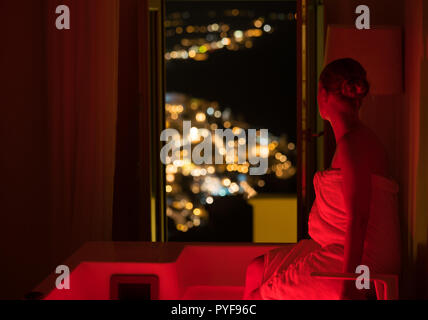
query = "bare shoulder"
xmin=335 ymin=126 xmax=389 ymax=175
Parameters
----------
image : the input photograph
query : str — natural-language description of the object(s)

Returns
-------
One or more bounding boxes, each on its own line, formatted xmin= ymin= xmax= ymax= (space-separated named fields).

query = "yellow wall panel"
xmin=249 ymin=196 xmax=298 ymax=244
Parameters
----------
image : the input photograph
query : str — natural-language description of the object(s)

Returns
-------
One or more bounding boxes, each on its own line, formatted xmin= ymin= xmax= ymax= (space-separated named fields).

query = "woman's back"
xmin=330 ymin=124 xmax=400 ymax=272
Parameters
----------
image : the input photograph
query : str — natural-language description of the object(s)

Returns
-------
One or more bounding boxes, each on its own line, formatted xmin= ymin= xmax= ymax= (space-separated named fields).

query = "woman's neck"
xmin=329 ymin=111 xmax=361 ymax=143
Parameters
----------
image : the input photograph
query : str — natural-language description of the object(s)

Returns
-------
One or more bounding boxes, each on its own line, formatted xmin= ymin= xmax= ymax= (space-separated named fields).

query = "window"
xmin=164 ymin=1 xmax=298 ymax=243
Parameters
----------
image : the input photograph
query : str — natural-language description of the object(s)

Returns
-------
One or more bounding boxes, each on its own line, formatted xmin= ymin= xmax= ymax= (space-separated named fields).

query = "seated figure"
xmin=243 ymin=58 xmax=401 ymax=300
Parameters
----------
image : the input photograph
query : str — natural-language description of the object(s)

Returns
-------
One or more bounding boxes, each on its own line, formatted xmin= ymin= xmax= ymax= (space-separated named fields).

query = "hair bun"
xmin=320 ymin=58 xmax=370 ymax=104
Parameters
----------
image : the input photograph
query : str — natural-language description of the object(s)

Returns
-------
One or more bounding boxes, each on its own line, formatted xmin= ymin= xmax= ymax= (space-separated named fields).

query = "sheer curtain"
xmin=45 ymin=0 xmax=120 ymax=263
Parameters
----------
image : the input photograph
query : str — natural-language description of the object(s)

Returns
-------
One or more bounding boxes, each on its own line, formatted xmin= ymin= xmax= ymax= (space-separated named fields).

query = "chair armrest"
xmin=311 ymin=272 xmax=399 ymax=300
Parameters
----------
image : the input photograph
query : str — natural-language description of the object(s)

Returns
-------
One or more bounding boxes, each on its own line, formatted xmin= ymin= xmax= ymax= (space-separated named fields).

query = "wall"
xmin=249 ymin=196 xmax=297 ymax=244
xmin=405 ymin=0 xmax=428 ymax=298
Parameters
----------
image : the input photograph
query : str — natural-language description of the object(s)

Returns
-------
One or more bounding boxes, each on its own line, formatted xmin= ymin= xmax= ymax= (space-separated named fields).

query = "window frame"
xmin=139 ymin=0 xmax=321 ymax=242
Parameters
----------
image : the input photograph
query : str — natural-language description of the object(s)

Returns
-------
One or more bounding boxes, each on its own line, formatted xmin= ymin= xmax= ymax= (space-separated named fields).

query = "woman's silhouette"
xmin=243 ymin=58 xmax=401 ymax=300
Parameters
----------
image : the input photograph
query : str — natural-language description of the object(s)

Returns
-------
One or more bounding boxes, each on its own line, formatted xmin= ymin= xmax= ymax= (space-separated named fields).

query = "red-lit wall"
xmin=405 ymin=0 xmax=428 ymax=299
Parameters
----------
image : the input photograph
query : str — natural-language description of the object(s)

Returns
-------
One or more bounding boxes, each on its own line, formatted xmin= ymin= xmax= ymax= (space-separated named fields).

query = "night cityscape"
xmin=164 ymin=1 xmax=298 ymax=241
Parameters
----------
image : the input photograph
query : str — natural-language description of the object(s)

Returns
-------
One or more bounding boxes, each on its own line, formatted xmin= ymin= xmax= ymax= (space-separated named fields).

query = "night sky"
xmin=165 ymin=1 xmax=297 ymax=140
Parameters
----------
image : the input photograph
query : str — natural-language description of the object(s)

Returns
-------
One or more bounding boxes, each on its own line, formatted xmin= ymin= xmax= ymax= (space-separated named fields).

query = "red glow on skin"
xmin=243 ymin=60 xmax=399 ymax=300
xmin=319 ymin=79 xmax=390 ymax=299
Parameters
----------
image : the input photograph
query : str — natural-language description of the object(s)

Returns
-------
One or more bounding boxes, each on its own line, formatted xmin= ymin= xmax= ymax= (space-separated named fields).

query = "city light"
xmin=164 ymin=7 xmax=297 ymax=233
xmin=165 ymin=9 xmax=296 ymax=61
xmin=164 ymin=93 xmax=297 ymax=232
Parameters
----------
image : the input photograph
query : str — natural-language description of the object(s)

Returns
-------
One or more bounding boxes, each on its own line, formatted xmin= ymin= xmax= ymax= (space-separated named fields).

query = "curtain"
xmin=0 ymin=0 xmax=51 ymax=299
xmin=46 ymin=0 xmax=120 ymax=262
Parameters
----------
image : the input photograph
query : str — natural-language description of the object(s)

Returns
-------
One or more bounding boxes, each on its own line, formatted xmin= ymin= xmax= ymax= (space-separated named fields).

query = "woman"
xmin=243 ymin=58 xmax=401 ymax=300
